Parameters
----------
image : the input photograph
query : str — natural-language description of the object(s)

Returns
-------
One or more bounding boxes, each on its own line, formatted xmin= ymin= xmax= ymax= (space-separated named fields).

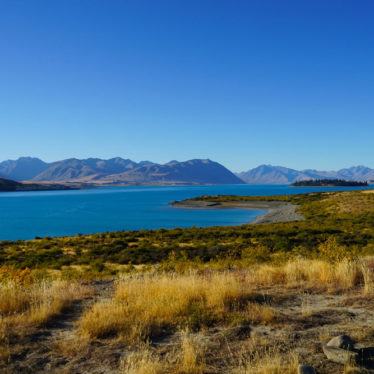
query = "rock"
xmin=326 ymin=334 xmax=355 ymax=350
xmin=322 ymin=345 xmax=358 ymax=365
xmin=323 ymin=335 xmax=356 ymax=365
xmin=298 ymin=364 xmax=315 ymax=374
xmin=323 ymin=335 xmax=360 ymax=365
xmin=323 ymin=334 xmax=374 ymax=368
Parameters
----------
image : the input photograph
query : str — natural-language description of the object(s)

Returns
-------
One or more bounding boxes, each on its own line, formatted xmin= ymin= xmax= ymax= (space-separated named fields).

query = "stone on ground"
xmin=298 ymin=364 xmax=315 ymax=374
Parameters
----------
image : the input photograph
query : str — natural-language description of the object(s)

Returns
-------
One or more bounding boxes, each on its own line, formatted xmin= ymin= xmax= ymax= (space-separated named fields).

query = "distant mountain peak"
xmin=0 ymin=157 xmax=50 ymax=181
xmin=238 ymin=165 xmax=374 ymax=184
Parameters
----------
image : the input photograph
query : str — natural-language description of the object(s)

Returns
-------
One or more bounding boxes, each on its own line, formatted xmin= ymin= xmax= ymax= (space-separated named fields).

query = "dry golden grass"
xmin=176 ymin=330 xmax=205 ymax=374
xmin=78 ymin=272 xmax=277 ymax=342
xmin=233 ymin=349 xmax=299 ymax=374
xmin=324 ymin=190 xmax=374 ymax=214
xmin=120 ymin=347 xmax=164 ymax=374
xmin=362 ymin=190 xmax=374 ymax=194
xmin=0 ymin=279 xmax=92 ymax=334
xmin=361 ymin=257 xmax=374 ymax=295
xmin=247 ymin=258 xmax=368 ymax=292
xmin=77 ymin=258 xmax=372 ymax=344
xmin=120 ymin=333 xmax=299 ymax=374
xmin=119 ymin=330 xmax=205 ymax=374
xmin=0 ymin=277 xmax=92 ymax=365
xmin=344 ymin=365 xmax=373 ymax=374
xmin=1 ymin=257 xmax=373 ymax=373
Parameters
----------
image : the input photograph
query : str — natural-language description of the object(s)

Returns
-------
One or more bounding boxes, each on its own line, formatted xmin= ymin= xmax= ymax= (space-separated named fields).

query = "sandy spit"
xmin=170 ymin=199 xmax=305 ymax=224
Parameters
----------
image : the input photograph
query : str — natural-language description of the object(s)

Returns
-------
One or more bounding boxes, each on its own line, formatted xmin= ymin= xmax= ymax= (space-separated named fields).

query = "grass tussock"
xmin=0 ymin=275 xmax=92 ymax=364
xmin=248 ymin=258 xmax=369 ymax=291
xmin=361 ymin=257 xmax=374 ymax=295
xmin=119 ymin=330 xmax=205 ymax=374
xmin=78 ymin=272 xmax=276 ymax=342
xmin=0 ymin=280 xmax=91 ymax=327
xmin=233 ymin=349 xmax=299 ymax=374
xmin=0 ymin=270 xmax=93 ymax=365
xmin=120 ymin=348 xmax=164 ymax=374
xmin=177 ymin=330 xmax=205 ymax=374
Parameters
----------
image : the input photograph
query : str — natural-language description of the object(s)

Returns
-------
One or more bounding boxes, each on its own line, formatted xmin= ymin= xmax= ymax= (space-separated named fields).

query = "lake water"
xmin=0 ymin=184 xmax=372 ymax=241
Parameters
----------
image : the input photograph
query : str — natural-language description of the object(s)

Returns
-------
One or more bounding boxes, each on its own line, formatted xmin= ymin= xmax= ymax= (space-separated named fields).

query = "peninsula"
xmin=0 ymin=178 xmax=83 ymax=192
xmin=170 ymin=197 xmax=305 ymax=224
xmin=291 ymin=179 xmax=368 ymax=187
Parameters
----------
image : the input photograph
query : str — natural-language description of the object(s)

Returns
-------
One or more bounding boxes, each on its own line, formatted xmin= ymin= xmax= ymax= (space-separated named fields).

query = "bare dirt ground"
xmin=3 ymin=282 xmax=374 ymax=374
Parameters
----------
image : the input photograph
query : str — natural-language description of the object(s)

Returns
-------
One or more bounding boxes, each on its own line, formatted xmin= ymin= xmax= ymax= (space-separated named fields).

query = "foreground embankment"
xmin=2 ymin=190 xmax=374 ymax=372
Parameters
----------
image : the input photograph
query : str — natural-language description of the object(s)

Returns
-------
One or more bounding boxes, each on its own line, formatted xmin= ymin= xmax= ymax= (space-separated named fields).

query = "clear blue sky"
xmin=0 ymin=0 xmax=373 ymax=172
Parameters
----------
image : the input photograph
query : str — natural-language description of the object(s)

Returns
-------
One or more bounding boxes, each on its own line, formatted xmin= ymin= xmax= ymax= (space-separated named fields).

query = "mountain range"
xmin=237 ymin=165 xmax=374 ymax=184
xmin=0 ymin=157 xmax=243 ymax=185
xmin=1 ymin=157 xmax=373 ymax=185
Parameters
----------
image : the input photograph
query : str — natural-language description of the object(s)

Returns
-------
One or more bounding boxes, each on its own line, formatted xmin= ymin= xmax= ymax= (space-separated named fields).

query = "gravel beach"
xmin=170 ymin=199 xmax=305 ymax=224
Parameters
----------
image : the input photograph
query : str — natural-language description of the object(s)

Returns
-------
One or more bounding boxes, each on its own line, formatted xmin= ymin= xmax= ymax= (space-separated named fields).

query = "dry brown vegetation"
xmin=1 ymin=258 xmax=373 ymax=373
xmin=0 ymin=274 xmax=91 ymax=325
xmin=0 ymin=268 xmax=93 ymax=365
xmin=77 ymin=272 xmax=278 ymax=343
xmin=77 ymin=257 xmax=372 ymax=342
xmin=324 ymin=191 xmax=374 ymax=215
xmin=119 ymin=331 xmax=206 ymax=374
xmin=72 ymin=258 xmax=373 ymax=373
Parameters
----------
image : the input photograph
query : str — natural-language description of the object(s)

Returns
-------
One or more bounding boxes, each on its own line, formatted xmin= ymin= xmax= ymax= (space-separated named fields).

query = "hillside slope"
xmin=0 ymin=178 xmax=77 ymax=192
xmin=0 ymin=178 xmax=22 ymax=191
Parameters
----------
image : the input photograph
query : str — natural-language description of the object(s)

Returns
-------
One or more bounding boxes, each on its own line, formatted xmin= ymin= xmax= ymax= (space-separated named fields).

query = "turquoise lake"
xmin=0 ymin=184 xmax=372 ymax=241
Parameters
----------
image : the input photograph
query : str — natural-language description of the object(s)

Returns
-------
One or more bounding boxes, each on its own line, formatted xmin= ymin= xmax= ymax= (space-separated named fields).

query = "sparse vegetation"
xmin=1 ymin=190 xmax=374 ymax=269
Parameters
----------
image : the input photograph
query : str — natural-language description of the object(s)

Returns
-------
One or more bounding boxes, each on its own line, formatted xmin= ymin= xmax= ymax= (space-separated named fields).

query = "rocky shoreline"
xmin=170 ymin=199 xmax=305 ymax=224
